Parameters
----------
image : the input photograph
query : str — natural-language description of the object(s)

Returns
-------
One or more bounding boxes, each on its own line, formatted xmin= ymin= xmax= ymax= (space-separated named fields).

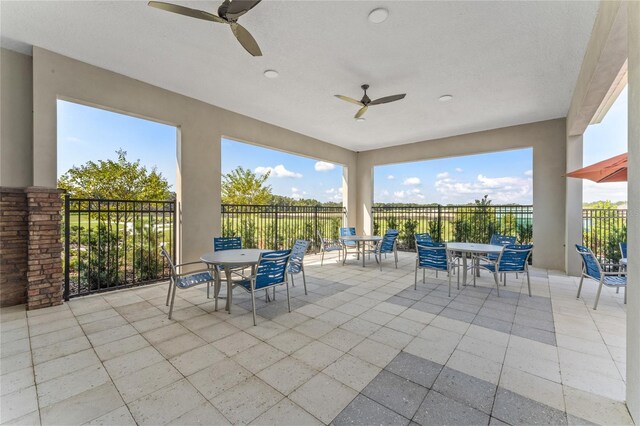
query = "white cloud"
xmin=315 ymin=161 xmax=336 ymax=172
xmin=387 ymin=175 xmax=395 ymax=180
xmin=455 ymin=168 xmax=464 ymax=173
xmin=524 ymin=170 xmax=533 ymax=176
xmin=291 ymin=187 xmax=299 ymax=193
xmin=583 ymin=181 xmax=627 ymax=203
xmin=403 ymin=177 xmax=421 ymax=186
xmin=255 ymin=164 xmax=303 ymax=178
xmin=393 ymin=188 xmax=425 ymax=201
xmin=325 ymin=187 xmax=343 ymax=201
xmin=434 ymin=173 xmax=532 ymax=204
xmin=436 ymin=172 xmax=450 ymax=179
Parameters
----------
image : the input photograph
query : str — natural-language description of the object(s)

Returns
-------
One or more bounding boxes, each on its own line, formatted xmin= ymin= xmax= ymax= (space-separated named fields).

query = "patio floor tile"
xmin=413 ymin=390 xmax=490 ymax=426
xmin=210 ymin=376 xmax=284 ymax=424
xmin=349 ymin=338 xmax=399 ymax=369
xmin=323 ymin=353 xmax=381 ymax=392
xmin=250 ymin=398 xmax=322 ymax=426
xmin=492 ymin=387 xmax=567 ymax=425
xmin=128 ymin=379 xmax=205 ymax=426
xmin=289 ymin=373 xmax=358 ymax=424
xmin=85 ymin=405 xmax=137 ymax=425
xmin=384 ymin=352 xmax=443 ymax=389
xmin=333 ymin=394 xmax=410 ymax=426
xmin=1 ymin=385 xmax=38 ymax=424
xmin=37 ymin=364 xmax=110 ymax=407
xmin=256 ymin=356 xmax=317 ymax=395
xmin=187 ymin=358 xmax=252 ymax=400
xmin=103 ymin=346 xmax=164 ymax=379
xmin=292 ymin=341 xmax=344 ymax=371
xmin=39 ymin=382 xmax=124 ymax=425
xmin=432 ymin=366 xmax=496 ymax=415
xmin=112 ymin=360 xmax=183 ymax=403
xmin=169 ymin=343 xmax=226 ymax=376
xmin=361 ymin=370 xmax=428 ymax=419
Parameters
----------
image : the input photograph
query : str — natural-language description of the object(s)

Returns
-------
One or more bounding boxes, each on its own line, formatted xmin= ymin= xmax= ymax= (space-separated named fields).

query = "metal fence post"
xmin=63 ymin=194 xmax=70 ymax=301
xmin=314 ymin=205 xmax=319 ymax=252
xmin=273 ymin=204 xmax=278 ymax=250
xmin=436 ymin=205 xmax=442 ymax=243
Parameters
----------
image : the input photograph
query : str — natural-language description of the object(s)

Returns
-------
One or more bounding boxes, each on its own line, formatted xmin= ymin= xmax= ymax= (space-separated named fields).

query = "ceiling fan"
xmin=148 ymin=0 xmax=263 ymax=56
xmin=335 ymin=84 xmax=406 ymax=119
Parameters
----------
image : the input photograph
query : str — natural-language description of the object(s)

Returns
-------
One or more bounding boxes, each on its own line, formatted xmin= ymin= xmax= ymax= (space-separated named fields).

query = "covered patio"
xmin=1 ymin=0 xmax=639 ymax=425
xmin=1 ymin=252 xmax=631 ymax=425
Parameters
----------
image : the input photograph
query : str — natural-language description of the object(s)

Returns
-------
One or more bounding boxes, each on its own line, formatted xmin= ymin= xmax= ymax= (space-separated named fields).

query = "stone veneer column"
xmin=0 ymin=188 xmax=29 ymax=306
xmin=25 ymin=187 xmax=64 ymax=310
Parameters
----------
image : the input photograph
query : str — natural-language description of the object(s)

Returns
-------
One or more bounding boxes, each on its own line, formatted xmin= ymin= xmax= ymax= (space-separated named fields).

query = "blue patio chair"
xmin=375 ymin=229 xmax=399 ymax=271
xmin=232 ymin=250 xmax=292 ymax=325
xmin=318 ymin=231 xmax=342 ymax=266
xmin=480 ymin=234 xmax=518 ymax=280
xmin=576 ymin=245 xmax=627 ymax=310
xmin=210 ymin=237 xmax=245 ymax=298
xmin=289 ymin=239 xmax=309 ymax=295
xmin=340 ymin=227 xmax=359 ymax=260
xmin=415 ymin=233 xmax=433 ymax=245
xmin=477 ymin=244 xmax=533 ymax=297
xmin=415 ymin=242 xmax=458 ymax=297
xmin=620 ymin=242 xmax=627 ymax=268
xmin=161 ymin=245 xmax=216 ymax=320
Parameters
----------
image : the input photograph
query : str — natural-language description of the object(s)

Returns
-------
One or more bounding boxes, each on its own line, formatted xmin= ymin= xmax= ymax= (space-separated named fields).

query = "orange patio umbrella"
xmin=566 ymin=153 xmax=628 ymax=183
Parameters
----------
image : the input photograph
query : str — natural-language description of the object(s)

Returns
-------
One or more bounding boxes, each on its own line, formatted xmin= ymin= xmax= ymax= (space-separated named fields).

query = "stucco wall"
xmin=30 ymin=47 xmax=358 ymax=263
xmin=356 ymin=118 xmax=568 ymax=271
xmin=1 ymin=49 xmax=33 ymax=187
xmin=626 ymin=1 xmax=639 ymax=421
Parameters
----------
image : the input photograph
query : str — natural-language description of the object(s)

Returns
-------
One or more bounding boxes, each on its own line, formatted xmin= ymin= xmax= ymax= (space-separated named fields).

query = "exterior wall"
xmin=356 ymin=119 xmax=568 ymax=271
xmin=0 ymin=49 xmax=33 ymax=187
xmin=30 ymin=47 xmax=358 ymax=264
xmin=0 ymin=188 xmax=29 ymax=306
xmin=565 ymin=135 xmax=583 ymax=276
xmin=626 ymin=1 xmax=639 ymax=421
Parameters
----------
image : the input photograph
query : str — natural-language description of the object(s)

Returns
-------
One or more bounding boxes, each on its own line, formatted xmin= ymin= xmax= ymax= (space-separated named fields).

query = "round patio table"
xmin=340 ymin=235 xmax=383 ymax=267
xmin=200 ymin=249 xmax=268 ymax=313
xmin=445 ymin=242 xmax=504 ymax=285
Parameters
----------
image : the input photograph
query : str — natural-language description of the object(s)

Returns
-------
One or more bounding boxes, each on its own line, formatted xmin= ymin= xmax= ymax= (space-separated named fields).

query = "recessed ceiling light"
xmin=368 ymin=8 xmax=388 ymax=24
xmin=263 ymin=69 xmax=279 ymax=78
xmin=356 ymin=117 xmax=366 ymax=122
xmin=439 ymin=95 xmax=453 ymax=102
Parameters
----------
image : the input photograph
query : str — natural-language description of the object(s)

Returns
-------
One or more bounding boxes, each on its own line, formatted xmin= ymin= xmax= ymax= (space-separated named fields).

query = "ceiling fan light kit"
xmin=368 ymin=8 xmax=389 ymax=24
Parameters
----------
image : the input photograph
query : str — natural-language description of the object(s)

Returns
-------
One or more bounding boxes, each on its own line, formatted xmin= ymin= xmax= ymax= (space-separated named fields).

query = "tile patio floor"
xmin=0 ymin=251 xmax=632 ymax=425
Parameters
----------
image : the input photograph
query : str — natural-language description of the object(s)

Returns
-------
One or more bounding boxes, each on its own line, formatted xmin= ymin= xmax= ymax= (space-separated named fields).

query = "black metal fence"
xmin=221 ymin=204 xmax=346 ymax=251
xmin=63 ymin=196 xmax=176 ymax=299
xmin=582 ymin=208 xmax=627 ymax=265
xmin=372 ymin=205 xmax=534 ymax=250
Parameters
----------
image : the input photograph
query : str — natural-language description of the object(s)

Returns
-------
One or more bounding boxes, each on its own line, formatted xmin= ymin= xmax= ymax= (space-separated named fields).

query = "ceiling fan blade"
xmin=369 ymin=94 xmax=406 ymax=106
xmin=225 ymin=0 xmax=262 ymax=20
xmin=148 ymin=1 xmax=225 ymax=23
xmin=354 ymin=106 xmax=368 ymax=119
xmin=335 ymin=95 xmax=364 ymax=107
xmin=230 ymin=22 xmax=262 ymax=56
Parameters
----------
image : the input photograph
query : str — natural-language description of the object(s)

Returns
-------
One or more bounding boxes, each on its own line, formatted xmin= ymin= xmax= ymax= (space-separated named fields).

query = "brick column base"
xmin=0 ymin=189 xmax=29 ymax=306
xmin=26 ymin=187 xmax=64 ymax=310
xmin=0 ymin=186 xmax=64 ymax=310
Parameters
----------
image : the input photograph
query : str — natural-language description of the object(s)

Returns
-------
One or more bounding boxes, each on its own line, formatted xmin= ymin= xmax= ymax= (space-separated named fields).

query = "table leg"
xmin=225 ymin=268 xmax=232 ymax=313
xmin=362 ymin=242 xmax=366 ymax=267
xmin=462 ymin=254 xmax=468 ymax=286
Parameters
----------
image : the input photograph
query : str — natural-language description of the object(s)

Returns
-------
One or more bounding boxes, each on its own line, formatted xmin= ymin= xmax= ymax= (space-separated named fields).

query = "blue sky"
xmin=58 ymin=86 xmax=628 ymax=204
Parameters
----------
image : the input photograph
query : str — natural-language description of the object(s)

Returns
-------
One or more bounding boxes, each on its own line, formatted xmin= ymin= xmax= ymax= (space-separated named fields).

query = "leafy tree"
xmin=58 ymin=149 xmax=172 ymax=200
xmin=222 ymin=166 xmax=272 ymax=205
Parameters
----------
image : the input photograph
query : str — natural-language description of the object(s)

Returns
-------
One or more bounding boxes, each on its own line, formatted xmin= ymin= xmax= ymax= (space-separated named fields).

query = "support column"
xmin=25 ymin=187 xmax=64 ymax=310
xmin=565 ymin=135 xmax=583 ymax=276
xmin=342 ymin=165 xmax=357 ymax=228
xmin=626 ymin=1 xmax=639 ymax=421
xmin=355 ymin=159 xmax=373 ymax=235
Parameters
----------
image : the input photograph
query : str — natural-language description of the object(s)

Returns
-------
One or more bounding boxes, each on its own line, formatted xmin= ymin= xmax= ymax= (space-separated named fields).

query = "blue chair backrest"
xmin=497 ymin=244 xmax=533 ymax=272
xmin=417 ymin=242 xmax=448 ymax=271
xmin=255 ymin=250 xmax=291 ymax=290
xmin=214 ymin=237 xmax=241 ymax=251
xmin=289 ymin=240 xmax=309 ymax=273
xmin=415 ymin=233 xmax=433 ymax=245
xmin=576 ymin=244 xmax=602 ymax=279
xmin=379 ymin=229 xmax=399 ymax=253
xmin=620 ymin=242 xmax=627 ymax=258
xmin=490 ymin=234 xmax=517 ymax=246
xmin=340 ymin=227 xmax=357 ymax=246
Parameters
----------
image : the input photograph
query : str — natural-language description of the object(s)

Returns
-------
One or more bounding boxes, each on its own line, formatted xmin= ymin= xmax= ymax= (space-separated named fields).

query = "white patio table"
xmin=445 ymin=242 xmax=504 ymax=285
xmin=340 ymin=235 xmax=383 ymax=267
xmin=200 ymin=249 xmax=268 ymax=313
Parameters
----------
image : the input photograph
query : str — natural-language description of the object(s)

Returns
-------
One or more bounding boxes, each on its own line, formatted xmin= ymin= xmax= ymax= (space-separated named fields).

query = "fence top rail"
xmin=372 ymin=205 xmax=533 ymax=209
xmin=67 ymin=196 xmax=175 ymax=204
xmin=222 ymin=204 xmax=344 ymax=208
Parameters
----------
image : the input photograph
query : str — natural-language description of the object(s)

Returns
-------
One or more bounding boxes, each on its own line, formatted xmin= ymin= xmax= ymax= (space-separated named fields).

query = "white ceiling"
xmin=1 ymin=1 xmax=599 ymax=151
